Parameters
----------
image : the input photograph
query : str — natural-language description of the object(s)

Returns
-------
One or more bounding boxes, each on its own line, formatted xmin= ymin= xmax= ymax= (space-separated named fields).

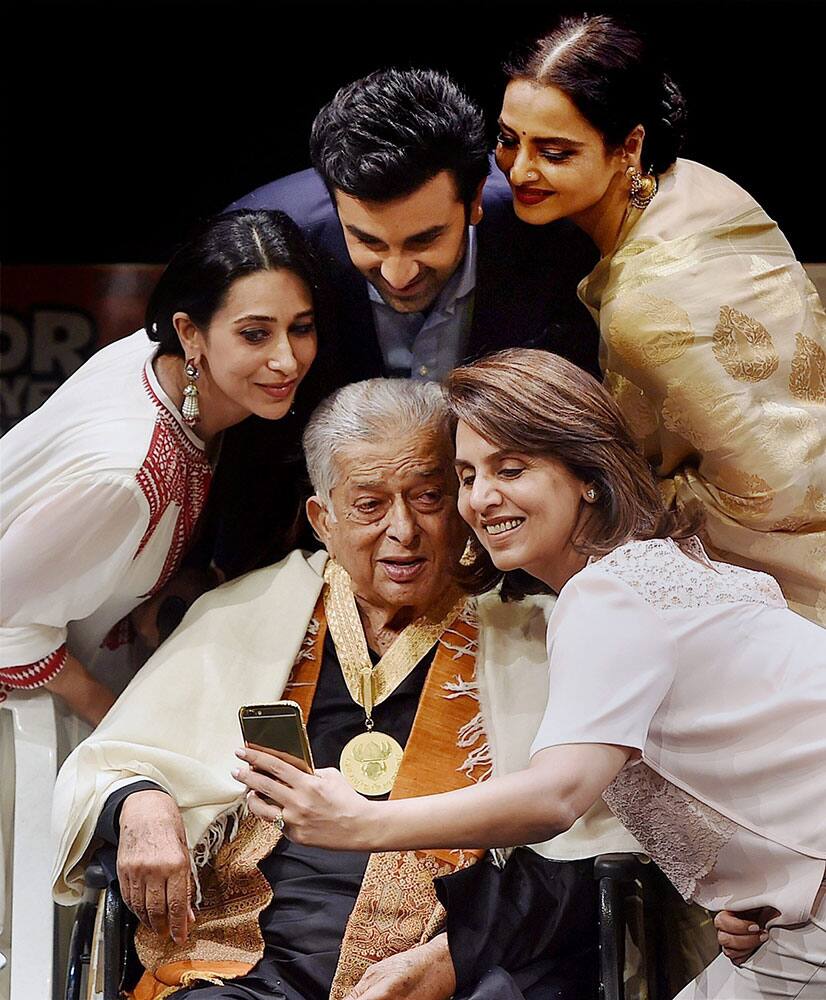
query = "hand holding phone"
xmin=238 ymin=701 xmax=314 ymax=774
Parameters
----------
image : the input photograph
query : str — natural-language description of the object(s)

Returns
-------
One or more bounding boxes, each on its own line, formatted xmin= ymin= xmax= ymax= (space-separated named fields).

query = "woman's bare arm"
xmin=46 ymin=652 xmax=115 ymax=726
xmin=234 ymin=742 xmax=632 ymax=852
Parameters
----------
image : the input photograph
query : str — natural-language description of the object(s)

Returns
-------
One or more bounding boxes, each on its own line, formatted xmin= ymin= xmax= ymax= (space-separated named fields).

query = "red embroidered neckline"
xmin=140 ymin=368 xmax=206 ymax=460
xmin=135 ymin=370 xmax=213 ymax=595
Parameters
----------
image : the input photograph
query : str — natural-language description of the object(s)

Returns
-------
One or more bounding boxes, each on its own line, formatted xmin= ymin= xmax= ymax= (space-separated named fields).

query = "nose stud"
xmin=524 ymin=169 xmax=540 ymax=182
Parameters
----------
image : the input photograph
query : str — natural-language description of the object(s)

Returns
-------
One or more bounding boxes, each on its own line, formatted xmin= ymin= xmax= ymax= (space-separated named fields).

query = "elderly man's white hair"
xmin=302 ymin=378 xmax=452 ymax=508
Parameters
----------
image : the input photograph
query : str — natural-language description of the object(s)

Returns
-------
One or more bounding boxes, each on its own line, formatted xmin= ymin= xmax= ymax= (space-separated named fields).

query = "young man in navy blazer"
xmin=228 ymin=68 xmax=599 ymax=385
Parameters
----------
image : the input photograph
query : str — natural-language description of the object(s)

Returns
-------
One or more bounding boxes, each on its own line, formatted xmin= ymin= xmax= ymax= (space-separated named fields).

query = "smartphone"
xmin=238 ymin=701 xmax=315 ymax=774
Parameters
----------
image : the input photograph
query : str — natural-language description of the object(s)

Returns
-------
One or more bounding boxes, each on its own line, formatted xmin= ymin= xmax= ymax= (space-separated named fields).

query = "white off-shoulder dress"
xmin=531 ymin=537 xmax=826 ymax=997
xmin=0 ymin=330 xmax=213 ymax=694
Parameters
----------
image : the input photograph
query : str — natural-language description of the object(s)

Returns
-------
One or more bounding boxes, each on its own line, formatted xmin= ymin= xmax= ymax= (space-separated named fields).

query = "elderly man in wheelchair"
xmin=50 ymin=379 xmax=716 ymax=1000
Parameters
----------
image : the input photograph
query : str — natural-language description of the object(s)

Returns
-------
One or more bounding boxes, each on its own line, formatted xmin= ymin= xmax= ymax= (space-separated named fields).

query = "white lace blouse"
xmin=531 ymin=537 xmax=826 ymax=926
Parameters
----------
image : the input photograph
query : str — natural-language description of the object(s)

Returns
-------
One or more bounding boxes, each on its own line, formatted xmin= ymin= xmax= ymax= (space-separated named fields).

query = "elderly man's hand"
xmin=233 ymin=747 xmax=375 ymax=851
xmin=117 ymin=789 xmax=195 ymax=944
xmin=715 ymin=908 xmax=771 ymax=964
xmin=344 ymin=934 xmax=456 ymax=1000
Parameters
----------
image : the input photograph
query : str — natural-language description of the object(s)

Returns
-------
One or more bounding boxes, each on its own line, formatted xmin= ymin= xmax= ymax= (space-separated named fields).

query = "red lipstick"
xmin=513 ymin=187 xmax=553 ymax=206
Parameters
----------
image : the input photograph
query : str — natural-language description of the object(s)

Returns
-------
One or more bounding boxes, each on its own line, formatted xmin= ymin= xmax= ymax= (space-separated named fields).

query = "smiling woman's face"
xmin=454 ymin=419 xmax=591 ymax=591
xmin=177 ymin=268 xmax=317 ymax=424
xmin=308 ymin=426 xmax=465 ymax=617
xmin=495 ymin=79 xmax=628 ymax=232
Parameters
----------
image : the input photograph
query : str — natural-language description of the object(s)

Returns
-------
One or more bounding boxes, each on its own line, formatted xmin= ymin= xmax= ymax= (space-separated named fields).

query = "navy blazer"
xmin=228 ymin=163 xmax=601 ymax=381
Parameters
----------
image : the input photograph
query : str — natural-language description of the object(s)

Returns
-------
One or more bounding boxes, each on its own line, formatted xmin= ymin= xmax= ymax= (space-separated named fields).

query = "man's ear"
xmin=469 ymin=179 xmax=485 ymax=226
xmin=172 ymin=312 xmax=204 ymax=359
xmin=306 ymin=496 xmax=333 ymax=552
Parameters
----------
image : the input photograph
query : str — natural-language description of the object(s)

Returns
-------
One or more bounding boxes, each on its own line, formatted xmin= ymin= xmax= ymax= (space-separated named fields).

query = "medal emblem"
xmin=340 ymin=730 xmax=404 ymax=796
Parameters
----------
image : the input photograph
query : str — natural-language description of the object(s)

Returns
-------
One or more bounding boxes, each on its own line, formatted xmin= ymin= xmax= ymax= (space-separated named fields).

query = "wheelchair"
xmin=65 ymin=853 xmax=668 ymax=1000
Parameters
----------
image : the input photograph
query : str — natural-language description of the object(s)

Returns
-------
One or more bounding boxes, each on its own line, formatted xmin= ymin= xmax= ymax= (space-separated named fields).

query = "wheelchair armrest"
xmin=84 ymin=861 xmax=109 ymax=891
xmin=593 ymin=854 xmax=649 ymax=1000
xmin=593 ymin=853 xmax=648 ymax=883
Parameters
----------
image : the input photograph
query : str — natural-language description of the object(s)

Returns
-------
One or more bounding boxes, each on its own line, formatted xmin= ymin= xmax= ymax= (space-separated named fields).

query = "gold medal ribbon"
xmin=323 ymin=559 xmax=465 ymax=795
xmin=322 ymin=559 xmax=465 ymax=711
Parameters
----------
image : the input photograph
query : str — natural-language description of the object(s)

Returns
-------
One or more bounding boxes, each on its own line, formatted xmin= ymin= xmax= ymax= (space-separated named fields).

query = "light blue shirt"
xmin=367 ymin=227 xmax=477 ymax=381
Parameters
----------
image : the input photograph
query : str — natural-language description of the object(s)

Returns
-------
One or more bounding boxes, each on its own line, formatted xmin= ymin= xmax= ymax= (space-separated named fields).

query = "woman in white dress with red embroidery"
xmin=240 ymin=350 xmax=826 ymax=998
xmin=0 ymin=210 xmax=326 ymax=725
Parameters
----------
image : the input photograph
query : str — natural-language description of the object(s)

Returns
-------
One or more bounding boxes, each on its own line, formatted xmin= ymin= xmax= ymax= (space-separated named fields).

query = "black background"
xmin=4 ymin=0 xmax=825 ymax=264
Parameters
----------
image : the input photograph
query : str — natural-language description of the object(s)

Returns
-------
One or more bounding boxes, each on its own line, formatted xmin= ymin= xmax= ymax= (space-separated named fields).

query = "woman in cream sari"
xmin=494 ymin=14 xmax=826 ymax=623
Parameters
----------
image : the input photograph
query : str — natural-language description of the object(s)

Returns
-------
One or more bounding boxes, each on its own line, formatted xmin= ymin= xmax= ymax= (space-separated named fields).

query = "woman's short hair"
xmin=303 ymin=378 xmax=451 ymax=508
xmin=145 ymin=209 xmax=330 ymax=358
xmin=505 ymin=14 xmax=686 ymax=174
xmin=447 ymin=349 xmax=698 ymax=597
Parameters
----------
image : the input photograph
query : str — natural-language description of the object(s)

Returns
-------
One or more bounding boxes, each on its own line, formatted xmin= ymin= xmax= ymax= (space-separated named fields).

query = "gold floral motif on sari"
xmin=712 ymin=466 xmax=774 ymax=520
xmin=756 ymin=401 xmax=820 ymax=472
xmin=660 ymin=379 xmax=743 ymax=454
xmin=749 ymin=254 xmax=802 ymax=322
xmin=772 ymin=486 xmax=826 ymax=532
xmin=607 ymin=291 xmax=694 ymax=370
xmin=789 ymin=334 xmax=826 ymax=403
xmin=712 ymin=305 xmax=779 ymax=383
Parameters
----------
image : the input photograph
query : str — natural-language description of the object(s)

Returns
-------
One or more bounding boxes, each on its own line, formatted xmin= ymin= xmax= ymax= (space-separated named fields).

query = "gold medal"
xmin=339 ymin=730 xmax=404 ymax=796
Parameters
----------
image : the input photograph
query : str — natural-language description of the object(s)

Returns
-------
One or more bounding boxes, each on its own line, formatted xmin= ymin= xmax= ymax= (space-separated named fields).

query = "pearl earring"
xmin=181 ymin=359 xmax=200 ymax=427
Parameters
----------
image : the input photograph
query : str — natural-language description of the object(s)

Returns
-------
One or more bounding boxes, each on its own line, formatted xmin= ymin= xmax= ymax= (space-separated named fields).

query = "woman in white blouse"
xmin=236 ymin=349 xmax=826 ymax=998
xmin=0 ymin=210 xmax=327 ymax=725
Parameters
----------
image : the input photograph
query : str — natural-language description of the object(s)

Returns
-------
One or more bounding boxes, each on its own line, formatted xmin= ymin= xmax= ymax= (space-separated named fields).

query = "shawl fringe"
xmin=189 ymin=799 xmax=246 ymax=905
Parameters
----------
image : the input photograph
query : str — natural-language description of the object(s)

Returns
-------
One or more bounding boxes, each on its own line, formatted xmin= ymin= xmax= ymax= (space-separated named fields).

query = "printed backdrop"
xmin=1 ymin=265 xmax=163 ymax=434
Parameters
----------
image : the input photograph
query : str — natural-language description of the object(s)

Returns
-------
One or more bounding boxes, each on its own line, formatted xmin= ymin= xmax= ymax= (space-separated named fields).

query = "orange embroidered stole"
xmin=130 ymin=596 xmax=486 ymax=1000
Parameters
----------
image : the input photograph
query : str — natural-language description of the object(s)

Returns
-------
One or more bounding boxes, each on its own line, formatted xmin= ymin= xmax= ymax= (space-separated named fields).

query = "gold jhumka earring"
xmin=626 ymin=165 xmax=658 ymax=209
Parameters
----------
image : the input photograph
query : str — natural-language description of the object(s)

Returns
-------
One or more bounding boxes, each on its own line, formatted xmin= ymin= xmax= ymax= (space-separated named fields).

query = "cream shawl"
xmin=581 ymin=158 xmax=826 ymax=625
xmin=52 ymin=549 xmax=328 ymax=903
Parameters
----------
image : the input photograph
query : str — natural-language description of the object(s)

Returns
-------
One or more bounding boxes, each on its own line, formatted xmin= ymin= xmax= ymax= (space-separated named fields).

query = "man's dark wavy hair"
xmin=309 ymin=68 xmax=490 ymax=207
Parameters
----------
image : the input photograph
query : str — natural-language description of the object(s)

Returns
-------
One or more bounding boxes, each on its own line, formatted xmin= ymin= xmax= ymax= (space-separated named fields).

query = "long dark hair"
xmin=505 ymin=14 xmax=687 ymax=173
xmin=447 ymin=349 xmax=699 ymax=598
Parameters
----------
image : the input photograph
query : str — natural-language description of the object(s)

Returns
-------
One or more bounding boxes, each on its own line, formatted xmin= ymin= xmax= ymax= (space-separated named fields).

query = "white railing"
xmin=1 ymin=691 xmax=59 ymax=1000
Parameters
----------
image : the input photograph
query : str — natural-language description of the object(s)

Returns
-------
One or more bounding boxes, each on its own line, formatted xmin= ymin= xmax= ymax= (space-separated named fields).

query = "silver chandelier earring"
xmin=181 ymin=358 xmax=201 ymax=427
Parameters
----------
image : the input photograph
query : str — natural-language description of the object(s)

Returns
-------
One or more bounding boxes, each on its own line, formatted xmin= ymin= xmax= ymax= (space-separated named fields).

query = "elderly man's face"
xmin=308 ymin=427 xmax=465 ymax=616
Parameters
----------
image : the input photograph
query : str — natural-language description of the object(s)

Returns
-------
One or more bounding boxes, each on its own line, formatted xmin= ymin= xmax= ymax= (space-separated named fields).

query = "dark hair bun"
xmin=651 ymin=73 xmax=688 ymax=171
